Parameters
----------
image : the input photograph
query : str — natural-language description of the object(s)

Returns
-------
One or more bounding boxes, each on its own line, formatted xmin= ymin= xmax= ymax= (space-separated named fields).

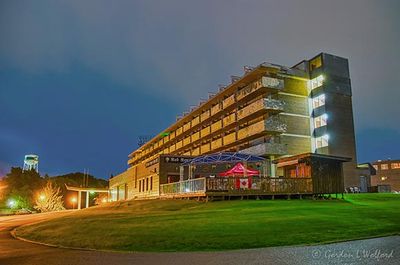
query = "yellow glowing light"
xmin=71 ymin=197 xmax=77 ymax=203
xmin=39 ymin=194 xmax=46 ymax=201
xmin=101 ymin=198 xmax=107 ymax=203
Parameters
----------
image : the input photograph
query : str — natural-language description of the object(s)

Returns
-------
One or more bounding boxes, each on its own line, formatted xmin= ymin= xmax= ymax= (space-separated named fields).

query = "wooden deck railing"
xmin=206 ymin=177 xmax=313 ymax=194
xmin=160 ymin=177 xmax=313 ymax=197
xmin=160 ymin=178 xmax=206 ymax=197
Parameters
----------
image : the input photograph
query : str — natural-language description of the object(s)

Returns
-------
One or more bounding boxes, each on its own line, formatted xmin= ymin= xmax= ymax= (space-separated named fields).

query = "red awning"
xmin=218 ymin=162 xmax=260 ymax=177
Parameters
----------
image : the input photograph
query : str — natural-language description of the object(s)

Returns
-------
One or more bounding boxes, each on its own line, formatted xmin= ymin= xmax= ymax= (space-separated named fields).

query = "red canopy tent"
xmin=218 ymin=162 xmax=259 ymax=189
xmin=218 ymin=162 xmax=259 ymax=176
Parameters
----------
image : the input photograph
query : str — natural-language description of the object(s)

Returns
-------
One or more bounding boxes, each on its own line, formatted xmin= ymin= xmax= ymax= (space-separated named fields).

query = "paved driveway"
xmin=0 ymin=212 xmax=398 ymax=265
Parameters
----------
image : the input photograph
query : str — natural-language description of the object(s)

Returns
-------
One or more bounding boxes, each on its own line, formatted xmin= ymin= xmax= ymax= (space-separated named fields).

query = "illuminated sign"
xmin=163 ymin=156 xmax=191 ymax=164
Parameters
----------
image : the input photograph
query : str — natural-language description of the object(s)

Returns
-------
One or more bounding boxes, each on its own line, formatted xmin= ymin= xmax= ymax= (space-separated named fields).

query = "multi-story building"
xmin=109 ymin=52 xmax=358 ymax=200
xmin=371 ymin=159 xmax=400 ymax=192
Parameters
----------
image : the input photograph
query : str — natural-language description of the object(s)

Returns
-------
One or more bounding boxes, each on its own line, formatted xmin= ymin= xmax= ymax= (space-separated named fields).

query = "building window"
xmin=381 ymin=164 xmax=389 ymax=170
xmin=314 ymin=114 xmax=327 ymax=128
xmin=146 ymin=178 xmax=149 ymax=191
xmin=381 ymin=176 xmax=387 ymax=181
xmin=312 ymin=94 xmax=325 ymax=109
xmin=150 ymin=176 xmax=153 ymax=190
xmin=309 ymin=75 xmax=324 ymax=90
xmin=310 ymin=55 xmax=322 ymax=71
xmin=391 ymin=163 xmax=400 ymax=169
xmin=139 ymin=180 xmax=142 ymax=192
xmin=315 ymin=135 xmax=329 ymax=149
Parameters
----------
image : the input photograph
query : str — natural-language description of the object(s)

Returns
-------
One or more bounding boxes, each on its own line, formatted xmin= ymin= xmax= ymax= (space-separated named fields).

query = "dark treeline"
xmin=0 ymin=167 xmax=108 ymax=210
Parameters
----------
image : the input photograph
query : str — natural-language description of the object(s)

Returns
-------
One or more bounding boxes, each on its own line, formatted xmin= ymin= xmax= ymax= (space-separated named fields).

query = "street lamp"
xmin=71 ymin=197 xmax=77 ymax=210
xmin=7 ymin=199 xmax=16 ymax=209
xmin=39 ymin=194 xmax=46 ymax=201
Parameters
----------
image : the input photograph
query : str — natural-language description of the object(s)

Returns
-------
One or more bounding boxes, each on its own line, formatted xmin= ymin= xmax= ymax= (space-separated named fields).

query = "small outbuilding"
xmin=273 ymin=153 xmax=351 ymax=195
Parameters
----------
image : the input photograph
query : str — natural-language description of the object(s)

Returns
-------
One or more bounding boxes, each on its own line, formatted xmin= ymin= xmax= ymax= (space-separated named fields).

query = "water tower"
xmin=23 ymin=154 xmax=39 ymax=172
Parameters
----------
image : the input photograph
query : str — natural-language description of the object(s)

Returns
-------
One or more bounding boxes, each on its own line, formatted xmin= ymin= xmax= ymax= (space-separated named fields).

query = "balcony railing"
xmin=206 ymin=177 xmax=312 ymax=194
xmin=237 ymin=98 xmax=285 ymax=121
xmin=160 ymin=177 xmax=312 ymax=197
xmin=239 ymin=142 xmax=287 ymax=156
xmin=160 ymin=178 xmax=206 ymax=197
xmin=236 ymin=76 xmax=284 ymax=102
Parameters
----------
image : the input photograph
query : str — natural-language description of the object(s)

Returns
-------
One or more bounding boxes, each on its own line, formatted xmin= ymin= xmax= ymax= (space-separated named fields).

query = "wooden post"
xmin=78 ymin=191 xmax=82 ymax=210
xmin=86 ymin=191 xmax=89 ymax=208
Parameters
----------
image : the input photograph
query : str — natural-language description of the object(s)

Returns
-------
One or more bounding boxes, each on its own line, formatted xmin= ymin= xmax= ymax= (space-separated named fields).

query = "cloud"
xmin=0 ymin=0 xmax=399 ymax=130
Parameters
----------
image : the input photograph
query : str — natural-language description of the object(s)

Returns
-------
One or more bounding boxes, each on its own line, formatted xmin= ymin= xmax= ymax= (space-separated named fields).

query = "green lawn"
xmin=16 ymin=194 xmax=400 ymax=252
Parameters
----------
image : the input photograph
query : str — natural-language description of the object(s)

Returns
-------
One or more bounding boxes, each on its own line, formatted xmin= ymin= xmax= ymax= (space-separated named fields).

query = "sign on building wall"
xmin=163 ymin=156 xmax=192 ymax=164
xmin=145 ymin=157 xmax=159 ymax=168
xmin=145 ymin=156 xmax=192 ymax=168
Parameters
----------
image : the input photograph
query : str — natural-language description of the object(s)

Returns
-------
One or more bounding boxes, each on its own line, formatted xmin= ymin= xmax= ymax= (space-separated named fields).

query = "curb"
xmin=11 ymin=228 xmax=99 ymax=252
xmin=10 ymin=226 xmax=400 ymax=254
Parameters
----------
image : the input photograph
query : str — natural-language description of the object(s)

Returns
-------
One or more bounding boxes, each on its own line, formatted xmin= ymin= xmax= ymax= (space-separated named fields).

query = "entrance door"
xmin=360 ymin=176 xmax=368 ymax=192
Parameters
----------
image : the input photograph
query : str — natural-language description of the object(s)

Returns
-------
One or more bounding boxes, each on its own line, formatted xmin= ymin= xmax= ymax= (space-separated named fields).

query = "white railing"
xmin=160 ymin=178 xmax=206 ymax=196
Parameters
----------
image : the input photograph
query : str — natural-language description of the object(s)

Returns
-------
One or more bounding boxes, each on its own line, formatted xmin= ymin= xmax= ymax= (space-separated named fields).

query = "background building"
xmin=110 ymin=52 xmax=359 ymax=200
xmin=371 ymin=159 xmax=400 ymax=192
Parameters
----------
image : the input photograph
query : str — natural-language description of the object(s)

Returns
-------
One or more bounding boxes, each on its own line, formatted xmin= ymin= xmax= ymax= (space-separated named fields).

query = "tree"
xmin=34 ymin=181 xmax=65 ymax=212
xmin=2 ymin=167 xmax=44 ymax=209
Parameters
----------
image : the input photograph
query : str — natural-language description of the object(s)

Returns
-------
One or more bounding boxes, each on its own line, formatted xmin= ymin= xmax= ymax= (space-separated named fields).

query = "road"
xmin=0 ymin=212 xmax=399 ymax=265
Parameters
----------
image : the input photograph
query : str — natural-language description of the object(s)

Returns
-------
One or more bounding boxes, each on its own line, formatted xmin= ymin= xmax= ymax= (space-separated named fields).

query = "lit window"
xmin=373 ymin=164 xmax=378 ymax=170
xmin=314 ymin=114 xmax=328 ymax=128
xmin=381 ymin=164 xmax=389 ymax=170
xmin=391 ymin=163 xmax=400 ymax=169
xmin=312 ymin=94 xmax=326 ymax=109
xmin=315 ymin=135 xmax=329 ymax=148
xmin=381 ymin=176 xmax=387 ymax=181
xmin=310 ymin=55 xmax=322 ymax=71
xmin=309 ymin=75 xmax=324 ymax=90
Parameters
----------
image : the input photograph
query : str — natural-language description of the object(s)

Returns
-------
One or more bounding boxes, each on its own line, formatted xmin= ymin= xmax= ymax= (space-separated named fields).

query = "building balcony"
xmin=223 ymin=113 xmax=236 ymax=126
xmin=223 ymin=94 xmax=235 ymax=108
xmin=211 ymin=104 xmax=222 ymax=116
xmin=239 ymin=142 xmax=288 ymax=156
xmin=236 ymin=76 xmax=284 ymax=102
xmin=237 ymin=98 xmax=285 ymax=121
xmin=200 ymin=126 xmax=211 ymax=138
xmin=192 ymin=116 xmax=200 ymax=127
xmin=211 ymin=120 xmax=223 ymax=133
xmin=183 ymin=122 xmax=191 ymax=132
xmin=200 ymin=110 xmax=210 ymax=122
xmin=211 ymin=138 xmax=223 ymax=150
xmin=265 ymin=116 xmax=287 ymax=133
xmin=223 ymin=132 xmax=236 ymax=145
xmin=264 ymin=98 xmax=285 ymax=112
xmin=183 ymin=136 xmax=191 ymax=146
xmin=201 ymin=143 xmax=211 ymax=154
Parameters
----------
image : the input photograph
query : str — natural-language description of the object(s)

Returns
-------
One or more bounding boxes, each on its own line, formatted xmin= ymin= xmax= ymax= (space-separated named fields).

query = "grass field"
xmin=16 ymin=194 xmax=400 ymax=252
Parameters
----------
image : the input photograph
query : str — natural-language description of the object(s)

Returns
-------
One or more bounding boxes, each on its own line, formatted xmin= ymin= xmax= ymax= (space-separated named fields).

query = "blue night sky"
xmin=1 ymin=0 xmax=399 ymax=179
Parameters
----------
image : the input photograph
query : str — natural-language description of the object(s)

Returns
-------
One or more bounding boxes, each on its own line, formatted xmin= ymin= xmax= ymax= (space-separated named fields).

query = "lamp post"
xmin=71 ymin=197 xmax=77 ymax=210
